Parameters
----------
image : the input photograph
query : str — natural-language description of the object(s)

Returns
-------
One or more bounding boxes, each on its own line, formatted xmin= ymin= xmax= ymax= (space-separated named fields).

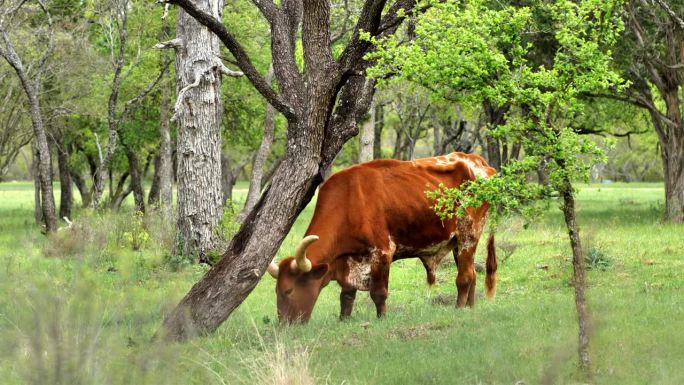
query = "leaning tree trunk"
xmin=561 ymin=178 xmax=592 ymax=378
xmin=24 ymin=84 xmax=57 ymax=232
xmin=174 ymin=0 xmax=224 ymax=261
xmin=0 ymin=12 xmax=57 ymax=232
xmin=239 ymin=65 xmax=275 ymax=223
xmin=159 ymin=0 xmax=415 ymax=341
xmin=358 ymin=101 xmax=375 ymax=162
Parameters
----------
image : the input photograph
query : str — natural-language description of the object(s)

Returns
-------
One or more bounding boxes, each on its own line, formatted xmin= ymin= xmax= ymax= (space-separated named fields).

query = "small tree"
xmin=371 ymin=0 xmax=626 ymax=378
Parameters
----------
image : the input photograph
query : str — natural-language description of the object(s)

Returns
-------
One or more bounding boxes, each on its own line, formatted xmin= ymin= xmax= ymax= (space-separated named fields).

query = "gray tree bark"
xmin=358 ymin=101 xmax=375 ymax=162
xmin=174 ymin=0 xmax=225 ymax=262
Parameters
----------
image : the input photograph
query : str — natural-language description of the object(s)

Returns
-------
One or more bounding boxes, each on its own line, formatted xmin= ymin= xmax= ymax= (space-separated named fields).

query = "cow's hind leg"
xmin=340 ymin=287 xmax=357 ymax=320
xmin=370 ymin=251 xmax=392 ymax=318
xmin=455 ymin=230 xmax=481 ymax=307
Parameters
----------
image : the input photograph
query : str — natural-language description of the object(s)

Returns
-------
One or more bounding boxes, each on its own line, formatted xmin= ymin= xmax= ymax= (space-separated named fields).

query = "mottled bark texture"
xmin=160 ymin=0 xmax=418 ymax=341
xmin=174 ymin=0 xmax=225 ymax=262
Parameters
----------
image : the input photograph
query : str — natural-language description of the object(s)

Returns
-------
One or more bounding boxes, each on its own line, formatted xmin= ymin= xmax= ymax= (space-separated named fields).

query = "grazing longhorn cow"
xmin=267 ymin=152 xmax=497 ymax=323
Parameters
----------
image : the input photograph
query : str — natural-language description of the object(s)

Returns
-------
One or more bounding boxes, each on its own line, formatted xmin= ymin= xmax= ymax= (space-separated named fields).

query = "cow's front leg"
xmin=370 ymin=252 xmax=391 ymax=318
xmin=339 ymin=287 xmax=357 ymax=320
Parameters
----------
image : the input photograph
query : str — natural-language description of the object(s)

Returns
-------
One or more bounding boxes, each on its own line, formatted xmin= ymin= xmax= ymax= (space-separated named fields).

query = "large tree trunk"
xmin=174 ymin=0 xmax=224 ymax=261
xmin=159 ymin=0 xmax=414 ymax=341
xmin=358 ymin=101 xmax=375 ymax=162
xmin=561 ymin=178 xmax=592 ymax=378
xmin=239 ymin=66 xmax=276 ymax=223
xmin=3 ymin=62 xmax=56 ymax=232
xmin=54 ymin=133 xmax=73 ymax=220
xmin=161 ymin=122 xmax=326 ymax=340
xmin=23 ymin=85 xmax=57 ymax=232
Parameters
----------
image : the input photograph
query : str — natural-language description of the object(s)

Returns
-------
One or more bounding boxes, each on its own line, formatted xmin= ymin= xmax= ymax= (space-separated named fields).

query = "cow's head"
xmin=267 ymin=235 xmax=329 ymax=323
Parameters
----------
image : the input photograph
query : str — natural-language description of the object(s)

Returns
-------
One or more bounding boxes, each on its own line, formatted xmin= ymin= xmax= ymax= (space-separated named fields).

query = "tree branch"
xmin=337 ymin=0 xmax=387 ymax=72
xmin=119 ymin=57 xmax=173 ymax=124
xmin=160 ymin=0 xmax=295 ymax=120
xmin=251 ymin=0 xmax=277 ymax=24
xmin=652 ymin=0 xmax=684 ymax=31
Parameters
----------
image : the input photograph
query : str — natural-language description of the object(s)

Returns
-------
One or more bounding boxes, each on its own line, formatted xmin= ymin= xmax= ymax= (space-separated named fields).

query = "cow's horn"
xmin=267 ymin=260 xmax=279 ymax=278
xmin=291 ymin=235 xmax=318 ymax=272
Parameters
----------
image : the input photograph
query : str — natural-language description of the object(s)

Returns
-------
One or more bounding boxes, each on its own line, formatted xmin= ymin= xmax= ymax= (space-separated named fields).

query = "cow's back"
xmin=307 ymin=153 xmax=494 ymax=258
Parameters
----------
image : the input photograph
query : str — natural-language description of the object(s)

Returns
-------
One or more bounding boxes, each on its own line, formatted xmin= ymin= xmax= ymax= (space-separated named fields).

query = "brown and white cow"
xmin=267 ymin=152 xmax=498 ymax=323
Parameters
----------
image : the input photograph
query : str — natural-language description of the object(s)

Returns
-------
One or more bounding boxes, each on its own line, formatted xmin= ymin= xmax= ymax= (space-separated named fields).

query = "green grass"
xmin=0 ymin=181 xmax=683 ymax=384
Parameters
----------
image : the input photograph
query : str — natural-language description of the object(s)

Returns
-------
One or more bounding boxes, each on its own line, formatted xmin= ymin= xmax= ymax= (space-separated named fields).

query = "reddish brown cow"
xmin=267 ymin=152 xmax=498 ymax=323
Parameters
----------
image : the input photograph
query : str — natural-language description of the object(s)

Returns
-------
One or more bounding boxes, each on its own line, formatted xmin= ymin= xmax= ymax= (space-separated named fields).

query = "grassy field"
xmin=0 ymin=181 xmax=683 ymax=384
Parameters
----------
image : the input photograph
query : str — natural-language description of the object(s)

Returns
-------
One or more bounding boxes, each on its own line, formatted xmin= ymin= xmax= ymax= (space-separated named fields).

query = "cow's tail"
xmin=485 ymin=232 xmax=498 ymax=300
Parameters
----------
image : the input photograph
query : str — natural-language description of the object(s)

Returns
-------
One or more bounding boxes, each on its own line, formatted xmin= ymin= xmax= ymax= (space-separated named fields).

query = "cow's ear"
xmin=308 ymin=263 xmax=329 ymax=279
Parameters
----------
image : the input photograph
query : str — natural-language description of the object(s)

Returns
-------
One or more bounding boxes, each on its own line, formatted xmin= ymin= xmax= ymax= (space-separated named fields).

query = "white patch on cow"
xmin=346 ymin=255 xmax=373 ymax=291
xmin=388 ymin=236 xmax=397 ymax=255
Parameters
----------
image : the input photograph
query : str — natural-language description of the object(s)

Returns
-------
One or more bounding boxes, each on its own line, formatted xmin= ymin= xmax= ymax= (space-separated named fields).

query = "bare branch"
xmin=338 ymin=0 xmax=387 ymax=72
xmin=160 ymin=0 xmax=295 ymax=120
xmin=119 ymin=57 xmax=173 ymax=124
xmin=251 ymin=0 xmax=277 ymax=24
xmin=155 ymin=38 xmax=182 ymax=50
xmin=652 ymin=0 xmax=684 ymax=31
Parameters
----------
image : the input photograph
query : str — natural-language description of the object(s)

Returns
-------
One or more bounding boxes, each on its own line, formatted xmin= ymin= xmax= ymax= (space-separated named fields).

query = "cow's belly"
xmin=393 ymin=237 xmax=457 ymax=261
xmin=342 ymin=238 xmax=457 ymax=291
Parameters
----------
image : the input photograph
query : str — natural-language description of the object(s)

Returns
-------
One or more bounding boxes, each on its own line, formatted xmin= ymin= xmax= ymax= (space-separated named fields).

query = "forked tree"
xmin=158 ymin=0 xmax=418 ymax=340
